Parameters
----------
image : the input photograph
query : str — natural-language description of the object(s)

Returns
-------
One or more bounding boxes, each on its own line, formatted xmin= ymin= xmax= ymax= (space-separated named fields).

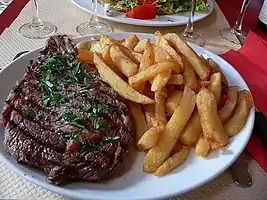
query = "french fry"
xmin=93 ymin=53 xmax=154 ymax=104
xmin=165 ymin=90 xmax=183 ymax=116
xmin=129 ymin=102 xmax=148 ymax=142
xmin=110 ymin=45 xmax=138 ymax=77
xmin=195 ymin=135 xmax=210 ymax=157
xmin=144 ymin=86 xmax=196 ymax=172
xmin=182 ymin=56 xmax=199 ymax=92
xmin=171 ymin=141 xmax=184 ymax=154
xmin=152 ymin=46 xmax=172 ymax=63
xmin=219 ymin=86 xmax=239 ymax=123
xmin=102 ymin=45 xmax=122 ymax=76
xmin=139 ymin=43 xmax=154 ymax=72
xmin=167 ymin=75 xmax=184 ymax=85
xmin=179 ymin=110 xmax=201 ymax=145
xmin=164 ymin=33 xmax=211 ymax=80
xmin=134 ymin=39 xmax=150 ymax=53
xmin=155 ymin=91 xmax=167 ymax=125
xmin=154 ymin=146 xmax=191 ymax=176
xmin=155 ymin=31 xmax=183 ymax=72
xmin=132 ymin=51 xmax=143 ymax=63
xmin=198 ymin=80 xmax=211 ymax=87
xmin=129 ymin=59 xmax=177 ymax=86
xmin=196 ymin=88 xmax=228 ymax=150
xmin=208 ymin=72 xmax=222 ymax=104
xmin=207 ymin=58 xmax=228 ymax=86
xmin=137 ymin=126 xmax=162 ymax=152
xmin=77 ymin=49 xmax=94 ymax=64
xmin=143 ymin=105 xmax=156 ymax=128
xmin=123 ymin=34 xmax=139 ymax=50
xmin=224 ymin=90 xmax=253 ymax=137
xmin=151 ymin=69 xmax=172 ymax=92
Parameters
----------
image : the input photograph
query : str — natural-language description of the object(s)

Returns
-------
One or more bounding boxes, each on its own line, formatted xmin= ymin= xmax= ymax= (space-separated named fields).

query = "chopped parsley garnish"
xmin=12 ymin=85 xmax=21 ymax=93
xmin=23 ymin=108 xmax=33 ymax=116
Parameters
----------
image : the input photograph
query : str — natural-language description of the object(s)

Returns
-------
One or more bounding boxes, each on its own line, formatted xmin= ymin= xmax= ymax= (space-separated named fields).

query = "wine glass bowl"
xmin=76 ymin=0 xmax=113 ymax=36
xmin=19 ymin=0 xmax=57 ymax=39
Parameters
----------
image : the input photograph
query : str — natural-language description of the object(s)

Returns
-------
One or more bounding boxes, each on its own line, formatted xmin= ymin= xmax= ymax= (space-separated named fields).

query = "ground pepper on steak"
xmin=0 ymin=35 xmax=135 ymax=185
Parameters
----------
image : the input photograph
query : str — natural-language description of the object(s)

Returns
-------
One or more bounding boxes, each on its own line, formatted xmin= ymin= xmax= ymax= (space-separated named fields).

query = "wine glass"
xmin=76 ymin=0 xmax=113 ymax=35
xmin=19 ymin=0 xmax=57 ymax=39
xmin=219 ymin=0 xmax=250 ymax=44
xmin=181 ymin=0 xmax=205 ymax=47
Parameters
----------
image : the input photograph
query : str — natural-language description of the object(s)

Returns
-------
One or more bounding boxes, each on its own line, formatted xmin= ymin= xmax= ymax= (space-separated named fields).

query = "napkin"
xmin=220 ymin=31 xmax=267 ymax=172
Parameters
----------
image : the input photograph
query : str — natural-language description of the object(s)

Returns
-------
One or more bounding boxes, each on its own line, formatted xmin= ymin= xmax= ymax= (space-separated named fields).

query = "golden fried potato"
xmin=165 ymin=90 xmax=183 ymax=116
xmin=144 ymin=86 xmax=196 ymax=172
xmin=219 ymin=86 xmax=239 ymax=123
xmin=137 ymin=126 xmax=162 ymax=152
xmin=134 ymin=39 xmax=150 ymax=53
xmin=196 ymin=88 xmax=228 ymax=150
xmin=132 ymin=51 xmax=143 ymax=63
xmin=129 ymin=59 xmax=177 ymax=86
xmin=151 ymin=69 xmax=172 ymax=92
xmin=129 ymin=102 xmax=148 ymax=141
xmin=224 ymin=90 xmax=253 ymax=137
xmin=208 ymin=72 xmax=222 ymax=104
xmin=195 ymin=135 xmax=210 ymax=157
xmin=113 ymin=41 xmax=140 ymax=64
xmin=207 ymin=58 xmax=228 ymax=86
xmin=164 ymin=33 xmax=211 ymax=80
xmin=167 ymin=75 xmax=184 ymax=85
xmin=77 ymin=49 xmax=94 ymax=64
xmin=123 ymin=34 xmax=139 ymax=50
xmin=171 ymin=141 xmax=183 ymax=154
xmin=198 ymin=80 xmax=211 ymax=87
xmin=179 ymin=110 xmax=201 ymax=145
xmin=139 ymin=43 xmax=154 ymax=72
xmin=152 ymin=46 xmax=172 ymax=63
xmin=154 ymin=146 xmax=191 ymax=176
xmin=102 ymin=45 xmax=122 ymax=76
xmin=94 ymin=53 xmax=154 ymax=104
xmin=155 ymin=91 xmax=167 ymax=125
xmin=182 ymin=56 xmax=199 ymax=92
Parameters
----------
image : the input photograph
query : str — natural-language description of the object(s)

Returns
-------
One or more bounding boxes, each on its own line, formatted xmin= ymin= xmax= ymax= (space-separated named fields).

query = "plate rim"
xmin=0 ymin=32 xmax=255 ymax=200
xmin=70 ymin=0 xmax=214 ymax=27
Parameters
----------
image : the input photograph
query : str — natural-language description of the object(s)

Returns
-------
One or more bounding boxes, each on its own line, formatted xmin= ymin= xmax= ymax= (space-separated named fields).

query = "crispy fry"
xmin=171 ymin=141 xmax=183 ymax=154
xmin=77 ymin=49 xmax=94 ymax=64
xmin=167 ymin=75 xmax=184 ymax=85
xmin=129 ymin=102 xmax=148 ymax=141
xmin=154 ymin=146 xmax=191 ymax=176
xmin=137 ymin=126 xmax=162 ymax=152
xmin=110 ymin=45 xmax=138 ymax=77
xmin=123 ymin=34 xmax=139 ymax=50
xmin=132 ymin=51 xmax=143 ymax=63
xmin=164 ymin=33 xmax=211 ymax=80
xmin=155 ymin=91 xmax=167 ymax=125
xmin=224 ymin=90 xmax=253 ymax=137
xmin=134 ymin=39 xmax=150 ymax=53
xmin=93 ymin=53 xmax=154 ymax=104
xmin=165 ymin=90 xmax=183 ymax=116
xmin=182 ymin=56 xmax=199 ymax=91
xmin=144 ymin=87 xmax=196 ymax=172
xmin=152 ymin=46 xmax=172 ymax=63
xmin=155 ymin=31 xmax=183 ymax=72
xmin=129 ymin=59 xmax=177 ymax=86
xmin=207 ymin=58 xmax=228 ymax=86
xmin=151 ymin=69 xmax=172 ymax=92
xmin=139 ymin=43 xmax=154 ymax=72
xmin=195 ymin=135 xmax=210 ymax=157
xmin=196 ymin=88 xmax=228 ymax=150
xmin=208 ymin=72 xmax=222 ymax=104
xmin=219 ymin=86 xmax=239 ymax=123
xmin=102 ymin=45 xmax=122 ymax=76
xmin=198 ymin=80 xmax=211 ymax=87
xmin=179 ymin=110 xmax=201 ymax=145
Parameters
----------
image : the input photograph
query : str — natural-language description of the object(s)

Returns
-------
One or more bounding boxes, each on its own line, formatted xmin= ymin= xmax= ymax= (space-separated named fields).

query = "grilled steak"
xmin=0 ymin=35 xmax=134 ymax=185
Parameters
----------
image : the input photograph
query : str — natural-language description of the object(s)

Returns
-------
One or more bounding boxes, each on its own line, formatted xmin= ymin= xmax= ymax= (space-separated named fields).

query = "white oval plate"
xmin=0 ymin=32 xmax=254 ymax=200
xmin=71 ymin=0 xmax=214 ymax=27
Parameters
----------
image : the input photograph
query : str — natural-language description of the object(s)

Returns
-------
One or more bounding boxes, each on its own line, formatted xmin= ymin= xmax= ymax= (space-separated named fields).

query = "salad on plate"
xmin=104 ymin=0 xmax=209 ymax=19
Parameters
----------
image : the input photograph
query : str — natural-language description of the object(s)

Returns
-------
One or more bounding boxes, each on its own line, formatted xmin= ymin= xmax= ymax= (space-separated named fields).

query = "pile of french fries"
xmin=76 ymin=32 xmax=253 ymax=177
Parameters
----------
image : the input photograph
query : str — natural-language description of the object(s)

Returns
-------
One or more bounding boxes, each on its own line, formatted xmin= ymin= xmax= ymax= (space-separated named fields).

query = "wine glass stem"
xmin=233 ymin=0 xmax=250 ymax=32
xmin=88 ymin=0 xmax=97 ymax=24
xmin=183 ymin=0 xmax=197 ymax=37
xmin=31 ymin=0 xmax=43 ymax=27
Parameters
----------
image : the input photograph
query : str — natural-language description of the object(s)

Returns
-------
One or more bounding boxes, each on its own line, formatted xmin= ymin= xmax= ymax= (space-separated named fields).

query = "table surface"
xmin=0 ymin=0 xmax=267 ymax=200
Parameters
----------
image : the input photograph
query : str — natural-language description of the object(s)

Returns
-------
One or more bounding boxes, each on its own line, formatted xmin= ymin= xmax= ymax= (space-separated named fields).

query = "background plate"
xmin=0 ymin=32 xmax=254 ymax=200
xmin=71 ymin=0 xmax=214 ymax=27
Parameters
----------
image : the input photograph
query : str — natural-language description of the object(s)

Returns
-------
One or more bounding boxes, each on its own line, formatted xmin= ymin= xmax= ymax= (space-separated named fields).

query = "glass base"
xmin=219 ymin=27 xmax=247 ymax=44
xmin=76 ymin=21 xmax=113 ymax=36
xmin=19 ymin=22 xmax=57 ymax=39
xmin=181 ymin=32 xmax=205 ymax=47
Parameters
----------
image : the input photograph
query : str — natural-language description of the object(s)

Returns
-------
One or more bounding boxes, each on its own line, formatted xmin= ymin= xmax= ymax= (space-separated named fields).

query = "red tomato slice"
xmin=126 ymin=4 xmax=156 ymax=20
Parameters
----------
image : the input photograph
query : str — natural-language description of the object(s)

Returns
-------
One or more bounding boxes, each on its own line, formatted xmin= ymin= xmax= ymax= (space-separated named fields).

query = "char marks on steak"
xmin=1 ymin=35 xmax=134 ymax=185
